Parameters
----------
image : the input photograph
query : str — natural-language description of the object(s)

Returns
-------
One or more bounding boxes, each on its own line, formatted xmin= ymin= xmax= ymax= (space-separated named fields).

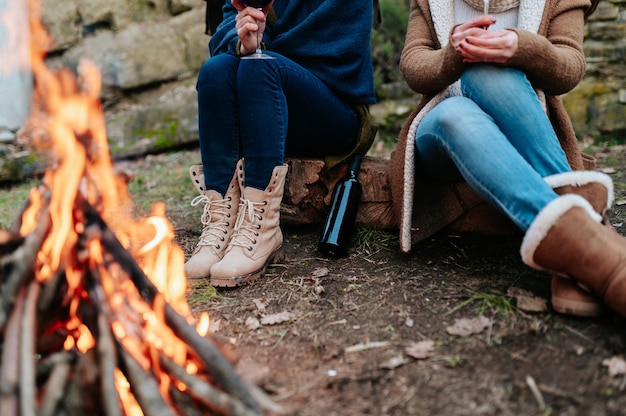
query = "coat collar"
xmin=429 ymin=0 xmax=546 ymax=46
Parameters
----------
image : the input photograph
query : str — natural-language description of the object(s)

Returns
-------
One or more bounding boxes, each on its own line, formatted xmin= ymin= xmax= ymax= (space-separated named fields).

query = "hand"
xmin=232 ymin=2 xmax=271 ymax=55
xmin=452 ymin=17 xmax=519 ymax=64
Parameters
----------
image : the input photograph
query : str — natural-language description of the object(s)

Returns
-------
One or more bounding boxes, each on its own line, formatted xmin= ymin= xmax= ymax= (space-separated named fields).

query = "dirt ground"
xmin=150 ymin=144 xmax=626 ymax=416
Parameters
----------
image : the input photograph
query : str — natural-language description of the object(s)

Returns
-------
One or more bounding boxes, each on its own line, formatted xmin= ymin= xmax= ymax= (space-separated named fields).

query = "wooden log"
xmin=0 ymin=288 xmax=24 ymax=416
xmin=81 ymin=203 xmax=261 ymax=414
xmin=282 ymin=157 xmax=397 ymax=230
xmin=19 ymin=281 xmax=40 ymax=416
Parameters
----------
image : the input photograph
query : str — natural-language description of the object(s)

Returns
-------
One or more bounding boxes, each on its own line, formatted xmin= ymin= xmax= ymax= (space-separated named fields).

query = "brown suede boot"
xmin=544 ymin=171 xmax=614 ymax=317
xmin=183 ymin=160 xmax=244 ymax=282
xmin=210 ymin=164 xmax=288 ymax=287
xmin=521 ymin=194 xmax=626 ymax=319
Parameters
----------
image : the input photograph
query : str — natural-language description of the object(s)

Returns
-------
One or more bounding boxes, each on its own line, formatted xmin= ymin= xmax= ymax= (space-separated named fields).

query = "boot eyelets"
xmin=247 ymin=246 xmax=253 ymax=251
xmin=252 ymin=239 xmax=257 ymax=244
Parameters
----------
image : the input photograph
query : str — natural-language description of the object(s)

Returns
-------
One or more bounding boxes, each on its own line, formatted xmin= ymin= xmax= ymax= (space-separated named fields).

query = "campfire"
xmin=0 ymin=1 xmax=263 ymax=415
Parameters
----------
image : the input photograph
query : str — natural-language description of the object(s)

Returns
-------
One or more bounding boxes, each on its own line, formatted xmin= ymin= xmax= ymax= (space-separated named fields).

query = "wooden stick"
xmin=83 ymin=206 xmax=260 ymax=413
xmin=118 ymin=347 xmax=178 ymax=416
xmin=96 ymin=309 xmax=123 ymax=416
xmin=35 ymin=350 xmax=75 ymax=383
xmin=0 ymin=287 xmax=25 ymax=416
xmin=20 ymin=280 xmax=41 ymax=416
xmin=0 ymin=204 xmax=50 ymax=332
xmin=160 ymin=354 xmax=259 ymax=416
xmin=37 ymin=359 xmax=72 ymax=416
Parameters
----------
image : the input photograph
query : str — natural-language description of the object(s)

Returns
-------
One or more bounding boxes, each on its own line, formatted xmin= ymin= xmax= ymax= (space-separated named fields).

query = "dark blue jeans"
xmin=197 ymin=53 xmax=360 ymax=194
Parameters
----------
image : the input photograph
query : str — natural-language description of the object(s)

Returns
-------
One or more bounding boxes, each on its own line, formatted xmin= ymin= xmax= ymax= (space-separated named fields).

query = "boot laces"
xmin=190 ymin=194 xmax=233 ymax=249
xmin=229 ymin=197 xmax=266 ymax=251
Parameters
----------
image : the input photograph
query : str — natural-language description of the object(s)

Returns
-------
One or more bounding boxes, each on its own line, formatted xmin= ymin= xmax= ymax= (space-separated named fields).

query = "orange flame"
xmin=15 ymin=0 xmax=213 ymax=410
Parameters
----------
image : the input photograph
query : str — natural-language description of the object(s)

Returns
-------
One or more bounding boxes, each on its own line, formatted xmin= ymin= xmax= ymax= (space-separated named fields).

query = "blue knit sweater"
xmin=209 ymin=1 xmax=377 ymax=105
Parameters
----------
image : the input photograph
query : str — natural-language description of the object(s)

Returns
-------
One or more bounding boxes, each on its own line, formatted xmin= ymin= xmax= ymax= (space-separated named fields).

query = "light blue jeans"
xmin=415 ymin=65 xmax=572 ymax=231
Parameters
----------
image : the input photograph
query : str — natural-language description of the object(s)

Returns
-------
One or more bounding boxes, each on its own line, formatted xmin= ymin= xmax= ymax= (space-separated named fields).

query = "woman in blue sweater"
xmin=185 ymin=0 xmax=377 ymax=287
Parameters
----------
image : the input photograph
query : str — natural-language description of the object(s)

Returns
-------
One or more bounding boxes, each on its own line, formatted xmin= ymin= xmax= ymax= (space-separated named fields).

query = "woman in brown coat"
xmin=388 ymin=0 xmax=626 ymax=318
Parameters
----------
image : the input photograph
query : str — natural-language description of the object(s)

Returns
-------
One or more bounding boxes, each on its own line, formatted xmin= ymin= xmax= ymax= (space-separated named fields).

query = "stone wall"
xmin=563 ymin=0 xmax=626 ymax=141
xmin=32 ymin=0 xmax=626 ymax=158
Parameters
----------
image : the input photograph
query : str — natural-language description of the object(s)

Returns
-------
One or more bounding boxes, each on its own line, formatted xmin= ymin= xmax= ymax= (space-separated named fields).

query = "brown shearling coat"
xmin=388 ymin=0 xmax=594 ymax=252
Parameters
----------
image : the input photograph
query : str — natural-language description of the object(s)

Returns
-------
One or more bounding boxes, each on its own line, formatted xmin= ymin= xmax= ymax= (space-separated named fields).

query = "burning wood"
xmin=0 ymin=1 xmax=266 ymax=414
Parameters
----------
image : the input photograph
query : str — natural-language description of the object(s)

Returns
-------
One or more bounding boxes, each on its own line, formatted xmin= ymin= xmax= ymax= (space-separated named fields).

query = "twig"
xmin=0 ymin=287 xmax=25 ymax=416
xmin=119 ymin=347 xmax=178 ymax=416
xmin=37 ymin=360 xmax=72 ymax=416
xmin=97 ymin=312 xmax=123 ymax=416
xmin=525 ymin=375 xmax=546 ymax=411
xmin=20 ymin=281 xmax=41 ymax=416
xmin=85 ymin=209 xmax=260 ymax=413
xmin=0 ymin=204 xmax=49 ymax=332
xmin=160 ymin=354 xmax=260 ymax=416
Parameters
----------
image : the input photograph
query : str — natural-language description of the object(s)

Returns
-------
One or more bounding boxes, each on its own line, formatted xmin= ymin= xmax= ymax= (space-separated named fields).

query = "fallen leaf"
xmin=252 ymin=298 xmax=267 ymax=313
xmin=312 ymin=267 xmax=329 ymax=278
xmin=405 ymin=340 xmax=435 ymax=360
xmin=261 ymin=311 xmax=295 ymax=325
xmin=507 ymin=287 xmax=548 ymax=313
xmin=209 ymin=318 xmax=221 ymax=333
xmin=405 ymin=317 xmax=414 ymax=327
xmin=380 ymin=355 xmax=409 ymax=370
xmin=245 ymin=316 xmax=260 ymax=331
xmin=602 ymin=356 xmax=626 ymax=376
xmin=446 ymin=316 xmax=492 ymax=336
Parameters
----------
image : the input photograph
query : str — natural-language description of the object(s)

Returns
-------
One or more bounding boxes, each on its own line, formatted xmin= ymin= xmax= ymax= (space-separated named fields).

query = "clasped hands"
xmin=451 ymin=15 xmax=519 ymax=64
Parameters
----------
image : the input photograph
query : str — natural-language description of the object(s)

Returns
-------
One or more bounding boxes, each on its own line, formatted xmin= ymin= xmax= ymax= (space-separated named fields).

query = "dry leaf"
xmin=252 ymin=298 xmax=267 ymax=313
xmin=507 ymin=287 xmax=548 ymax=313
xmin=405 ymin=340 xmax=435 ymax=360
xmin=446 ymin=316 xmax=492 ymax=336
xmin=261 ymin=311 xmax=295 ymax=325
xmin=312 ymin=267 xmax=329 ymax=278
xmin=245 ymin=316 xmax=260 ymax=331
xmin=380 ymin=355 xmax=409 ymax=370
xmin=602 ymin=356 xmax=626 ymax=376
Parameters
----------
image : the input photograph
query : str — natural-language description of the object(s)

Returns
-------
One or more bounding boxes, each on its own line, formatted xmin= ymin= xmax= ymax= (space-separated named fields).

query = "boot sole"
xmin=210 ymin=246 xmax=285 ymax=287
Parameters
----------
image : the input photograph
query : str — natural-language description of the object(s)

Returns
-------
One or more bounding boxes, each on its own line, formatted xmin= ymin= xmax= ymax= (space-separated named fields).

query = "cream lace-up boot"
xmin=210 ymin=164 xmax=288 ymax=287
xmin=183 ymin=160 xmax=244 ymax=282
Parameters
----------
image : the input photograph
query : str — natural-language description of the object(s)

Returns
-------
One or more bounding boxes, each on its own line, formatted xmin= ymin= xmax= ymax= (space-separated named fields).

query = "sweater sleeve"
xmin=400 ymin=0 xmax=466 ymax=96
xmin=505 ymin=0 xmax=589 ymax=95
xmin=208 ymin=2 xmax=240 ymax=56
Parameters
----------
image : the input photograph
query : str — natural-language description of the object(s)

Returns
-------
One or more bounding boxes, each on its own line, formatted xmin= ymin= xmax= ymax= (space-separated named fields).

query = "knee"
xmin=197 ymin=54 xmax=239 ymax=89
xmin=462 ymin=65 xmax=527 ymax=95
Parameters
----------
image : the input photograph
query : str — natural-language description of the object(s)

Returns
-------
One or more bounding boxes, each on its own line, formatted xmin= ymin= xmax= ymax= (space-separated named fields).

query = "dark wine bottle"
xmin=318 ymin=155 xmax=363 ymax=257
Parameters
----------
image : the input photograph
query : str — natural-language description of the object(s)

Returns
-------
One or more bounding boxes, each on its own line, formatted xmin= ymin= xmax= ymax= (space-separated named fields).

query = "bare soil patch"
xmin=144 ymin=145 xmax=626 ymax=415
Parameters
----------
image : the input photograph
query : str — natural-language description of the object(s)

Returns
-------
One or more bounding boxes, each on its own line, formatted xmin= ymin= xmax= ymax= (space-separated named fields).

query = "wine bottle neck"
xmin=348 ymin=154 xmax=363 ymax=176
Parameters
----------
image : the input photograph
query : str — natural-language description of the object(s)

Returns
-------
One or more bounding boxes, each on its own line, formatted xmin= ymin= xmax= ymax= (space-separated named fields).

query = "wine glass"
xmin=232 ymin=0 xmax=276 ymax=60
